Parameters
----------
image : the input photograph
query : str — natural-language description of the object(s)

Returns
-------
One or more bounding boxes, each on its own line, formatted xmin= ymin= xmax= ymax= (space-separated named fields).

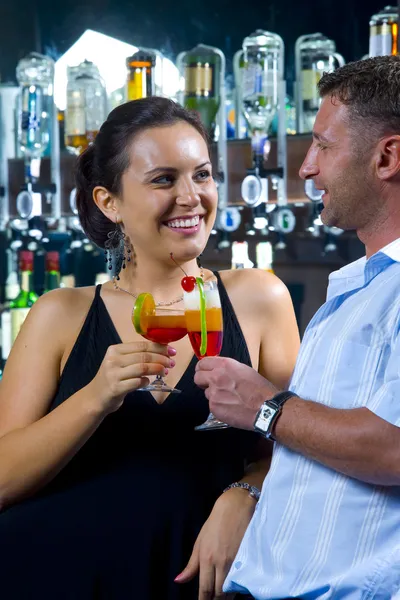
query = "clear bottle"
xmin=240 ymin=30 xmax=283 ymax=137
xmin=295 ymin=34 xmax=345 ymax=133
xmin=65 ymin=60 xmax=107 ymax=155
xmin=126 ymin=50 xmax=156 ymax=101
xmin=16 ymin=52 xmax=54 ymax=161
xmin=369 ymin=6 xmax=398 ymax=57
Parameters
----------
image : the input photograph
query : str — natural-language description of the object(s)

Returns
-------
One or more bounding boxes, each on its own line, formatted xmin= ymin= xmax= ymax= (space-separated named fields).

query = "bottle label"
xmin=301 ymin=69 xmax=322 ymax=102
xmin=184 ymin=64 xmax=213 ymax=96
xmin=242 ymin=64 xmax=275 ymax=99
xmin=369 ymin=24 xmax=394 ymax=56
xmin=10 ymin=308 xmax=30 ymax=345
xmin=20 ymin=85 xmax=42 ymax=131
xmin=66 ymin=90 xmax=86 ymax=135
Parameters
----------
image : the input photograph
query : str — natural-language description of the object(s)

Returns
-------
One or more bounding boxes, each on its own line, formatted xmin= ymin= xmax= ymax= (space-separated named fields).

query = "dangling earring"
xmin=104 ymin=221 xmax=125 ymax=278
xmin=121 ymin=234 xmax=133 ymax=271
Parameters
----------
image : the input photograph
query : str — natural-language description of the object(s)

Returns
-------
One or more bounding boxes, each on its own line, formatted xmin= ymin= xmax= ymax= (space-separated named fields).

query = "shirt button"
xmin=235 ymin=561 xmax=242 ymax=569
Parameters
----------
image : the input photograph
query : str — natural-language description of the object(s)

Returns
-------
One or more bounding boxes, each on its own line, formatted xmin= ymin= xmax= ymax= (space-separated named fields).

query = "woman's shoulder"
xmin=218 ymin=268 xmax=291 ymax=307
xmin=27 ymin=286 xmax=98 ymax=335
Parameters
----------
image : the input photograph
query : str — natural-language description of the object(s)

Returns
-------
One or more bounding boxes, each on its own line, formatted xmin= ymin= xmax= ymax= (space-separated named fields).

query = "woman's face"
xmin=117 ymin=121 xmax=218 ymax=264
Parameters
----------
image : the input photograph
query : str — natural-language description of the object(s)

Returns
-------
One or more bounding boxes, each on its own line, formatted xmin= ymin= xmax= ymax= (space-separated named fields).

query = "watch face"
xmin=255 ymin=407 xmax=275 ymax=433
xmin=262 ymin=407 xmax=274 ymax=419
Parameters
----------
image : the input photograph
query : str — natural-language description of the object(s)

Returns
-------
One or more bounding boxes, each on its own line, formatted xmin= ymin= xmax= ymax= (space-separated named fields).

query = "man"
xmin=196 ymin=55 xmax=400 ymax=598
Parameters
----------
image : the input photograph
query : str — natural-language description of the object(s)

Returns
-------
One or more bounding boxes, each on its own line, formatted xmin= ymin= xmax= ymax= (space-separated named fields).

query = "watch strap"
xmin=254 ymin=390 xmax=298 ymax=440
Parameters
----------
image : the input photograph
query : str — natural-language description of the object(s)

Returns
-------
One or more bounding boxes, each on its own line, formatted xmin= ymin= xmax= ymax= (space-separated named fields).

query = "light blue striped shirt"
xmin=225 ymin=238 xmax=400 ymax=599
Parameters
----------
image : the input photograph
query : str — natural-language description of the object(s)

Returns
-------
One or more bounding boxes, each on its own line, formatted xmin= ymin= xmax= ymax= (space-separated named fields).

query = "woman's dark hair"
xmin=75 ymin=97 xmax=210 ymax=247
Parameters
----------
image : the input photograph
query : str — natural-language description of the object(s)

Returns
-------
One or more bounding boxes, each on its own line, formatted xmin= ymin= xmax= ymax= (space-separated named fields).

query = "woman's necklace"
xmin=112 ymin=268 xmax=204 ymax=307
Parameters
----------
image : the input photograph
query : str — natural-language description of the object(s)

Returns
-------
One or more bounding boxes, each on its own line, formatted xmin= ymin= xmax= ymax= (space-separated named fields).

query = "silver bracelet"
xmin=222 ymin=482 xmax=261 ymax=502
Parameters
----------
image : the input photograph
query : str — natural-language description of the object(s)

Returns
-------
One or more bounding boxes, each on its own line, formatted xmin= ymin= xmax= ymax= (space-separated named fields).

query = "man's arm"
xmin=195 ymin=331 xmax=400 ymax=487
xmin=274 ymin=399 xmax=400 ymax=485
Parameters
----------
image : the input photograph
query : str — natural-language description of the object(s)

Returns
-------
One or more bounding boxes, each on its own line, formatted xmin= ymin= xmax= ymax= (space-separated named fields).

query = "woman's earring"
xmin=122 ymin=235 xmax=133 ymax=271
xmin=104 ymin=221 xmax=125 ymax=278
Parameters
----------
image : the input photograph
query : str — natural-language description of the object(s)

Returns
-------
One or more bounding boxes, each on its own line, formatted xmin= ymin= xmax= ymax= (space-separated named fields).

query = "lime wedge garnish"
xmin=196 ymin=277 xmax=207 ymax=356
xmin=132 ymin=292 xmax=155 ymax=335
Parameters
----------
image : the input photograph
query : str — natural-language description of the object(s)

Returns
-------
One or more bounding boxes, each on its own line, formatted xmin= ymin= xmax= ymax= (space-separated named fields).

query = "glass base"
xmin=137 ymin=376 xmax=181 ymax=394
xmin=195 ymin=413 xmax=230 ymax=431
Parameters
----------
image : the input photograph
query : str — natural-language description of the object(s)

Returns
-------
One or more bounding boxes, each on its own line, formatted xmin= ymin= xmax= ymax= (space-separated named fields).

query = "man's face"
xmin=299 ymin=96 xmax=379 ymax=231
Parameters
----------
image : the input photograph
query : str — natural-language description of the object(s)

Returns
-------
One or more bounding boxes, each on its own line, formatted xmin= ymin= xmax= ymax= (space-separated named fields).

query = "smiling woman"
xmin=0 ymin=97 xmax=300 ymax=600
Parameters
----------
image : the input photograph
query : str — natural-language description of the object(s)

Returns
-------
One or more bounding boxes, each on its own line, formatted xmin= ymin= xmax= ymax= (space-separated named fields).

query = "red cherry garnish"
xmin=181 ymin=276 xmax=196 ymax=292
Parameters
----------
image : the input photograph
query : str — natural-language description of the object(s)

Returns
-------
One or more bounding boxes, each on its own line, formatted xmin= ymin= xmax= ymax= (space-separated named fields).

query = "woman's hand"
xmin=87 ymin=341 xmax=175 ymax=414
xmin=175 ymin=489 xmax=256 ymax=599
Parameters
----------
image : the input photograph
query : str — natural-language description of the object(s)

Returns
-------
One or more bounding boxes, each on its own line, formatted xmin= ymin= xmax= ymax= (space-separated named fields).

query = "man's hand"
xmin=194 ymin=357 xmax=280 ymax=430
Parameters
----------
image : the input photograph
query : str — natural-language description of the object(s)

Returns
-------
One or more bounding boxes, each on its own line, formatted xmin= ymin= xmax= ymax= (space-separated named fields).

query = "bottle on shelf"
xmin=126 ymin=50 xmax=156 ymax=101
xmin=369 ymin=6 xmax=398 ymax=57
xmin=16 ymin=52 xmax=55 ymax=172
xmin=65 ymin=61 xmax=107 ymax=155
xmin=179 ymin=44 xmax=222 ymax=138
xmin=60 ymin=247 xmax=76 ymax=289
xmin=9 ymin=250 xmax=39 ymax=347
xmin=44 ymin=251 xmax=60 ymax=293
xmin=231 ymin=241 xmax=254 ymax=269
xmin=256 ymin=241 xmax=274 ymax=273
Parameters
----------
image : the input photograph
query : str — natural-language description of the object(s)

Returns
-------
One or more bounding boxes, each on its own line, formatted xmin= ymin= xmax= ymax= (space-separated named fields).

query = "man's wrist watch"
xmin=253 ymin=391 xmax=298 ymax=440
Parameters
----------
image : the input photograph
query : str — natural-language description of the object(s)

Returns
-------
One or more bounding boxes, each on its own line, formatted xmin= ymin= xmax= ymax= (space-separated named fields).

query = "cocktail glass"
xmin=184 ymin=278 xmax=229 ymax=430
xmin=133 ymin=300 xmax=187 ymax=394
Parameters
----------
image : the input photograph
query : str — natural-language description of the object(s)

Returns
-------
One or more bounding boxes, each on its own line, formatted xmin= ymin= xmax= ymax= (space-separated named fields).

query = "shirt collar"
xmin=379 ymin=237 xmax=400 ymax=262
xmin=327 ymin=237 xmax=400 ymax=299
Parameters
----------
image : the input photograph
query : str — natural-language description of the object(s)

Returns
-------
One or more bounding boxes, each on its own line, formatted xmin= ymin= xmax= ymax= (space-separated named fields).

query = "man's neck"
xmin=358 ymin=210 xmax=400 ymax=258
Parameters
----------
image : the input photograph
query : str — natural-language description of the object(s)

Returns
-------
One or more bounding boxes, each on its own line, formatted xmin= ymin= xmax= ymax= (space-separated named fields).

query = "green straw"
xmin=196 ymin=277 xmax=207 ymax=356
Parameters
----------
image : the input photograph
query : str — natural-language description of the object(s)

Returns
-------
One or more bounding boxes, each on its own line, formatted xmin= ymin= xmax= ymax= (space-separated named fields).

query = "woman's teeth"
xmin=167 ymin=216 xmax=200 ymax=228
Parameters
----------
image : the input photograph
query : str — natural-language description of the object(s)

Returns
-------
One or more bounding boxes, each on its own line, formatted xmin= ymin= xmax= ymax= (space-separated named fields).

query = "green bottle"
xmin=10 ymin=250 xmax=39 ymax=345
xmin=182 ymin=44 xmax=221 ymax=137
xmin=44 ymin=251 xmax=60 ymax=293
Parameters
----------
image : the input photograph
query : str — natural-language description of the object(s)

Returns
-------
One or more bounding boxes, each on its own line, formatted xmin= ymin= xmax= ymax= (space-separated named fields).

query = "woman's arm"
xmin=0 ymin=289 xmax=172 ymax=509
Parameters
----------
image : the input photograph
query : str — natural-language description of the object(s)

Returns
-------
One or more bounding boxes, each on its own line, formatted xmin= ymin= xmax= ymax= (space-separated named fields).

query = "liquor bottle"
xmin=44 ymin=251 xmax=60 ymax=293
xmin=10 ymin=250 xmax=39 ymax=346
xmin=16 ymin=52 xmax=54 ymax=163
xmin=237 ymin=30 xmax=283 ymax=168
xmin=65 ymin=61 xmax=107 ymax=154
xmin=180 ymin=44 xmax=221 ymax=137
xmin=60 ymin=248 xmax=76 ymax=289
xmin=369 ymin=6 xmax=398 ymax=57
xmin=256 ymin=241 xmax=274 ymax=272
xmin=1 ymin=249 xmax=21 ymax=364
xmin=126 ymin=50 xmax=156 ymax=101
xmin=231 ymin=241 xmax=254 ymax=269
xmin=295 ymin=34 xmax=345 ymax=134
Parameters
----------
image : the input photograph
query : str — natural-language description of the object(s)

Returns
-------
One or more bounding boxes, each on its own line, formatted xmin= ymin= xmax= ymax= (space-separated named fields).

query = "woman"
xmin=0 ymin=98 xmax=300 ymax=599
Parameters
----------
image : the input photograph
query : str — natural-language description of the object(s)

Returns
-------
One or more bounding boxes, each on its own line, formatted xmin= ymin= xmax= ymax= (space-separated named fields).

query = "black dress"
xmin=0 ymin=272 xmax=258 ymax=599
